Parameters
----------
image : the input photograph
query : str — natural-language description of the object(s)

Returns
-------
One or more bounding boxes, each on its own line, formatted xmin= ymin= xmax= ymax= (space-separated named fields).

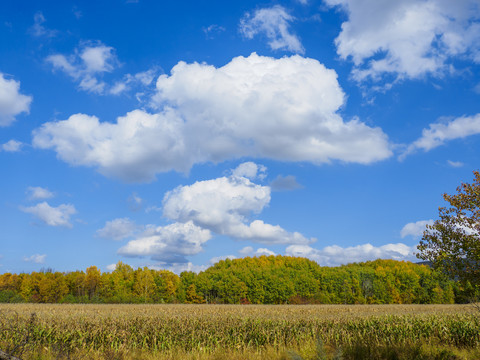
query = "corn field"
xmin=0 ymin=304 xmax=479 ymax=359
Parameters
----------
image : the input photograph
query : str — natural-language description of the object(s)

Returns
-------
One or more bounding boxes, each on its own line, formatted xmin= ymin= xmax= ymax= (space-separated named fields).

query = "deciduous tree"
xmin=417 ymin=171 xmax=480 ymax=293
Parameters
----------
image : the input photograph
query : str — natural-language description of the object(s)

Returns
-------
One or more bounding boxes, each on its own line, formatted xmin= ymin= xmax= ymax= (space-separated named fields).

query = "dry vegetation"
xmin=1 ymin=304 xmax=479 ymax=360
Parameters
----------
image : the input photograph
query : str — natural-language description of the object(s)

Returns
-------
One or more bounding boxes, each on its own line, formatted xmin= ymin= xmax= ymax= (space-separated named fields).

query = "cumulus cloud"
xmin=231 ymin=162 xmax=266 ymax=180
xmin=148 ymin=54 xmax=392 ymax=165
xmin=240 ymin=5 xmax=305 ymax=54
xmin=32 ymin=111 xmax=187 ymax=182
xmin=239 ymin=246 xmax=255 ymax=256
xmin=270 ymin=175 xmax=302 ymax=191
xmin=118 ymin=221 xmax=211 ymax=263
xmin=209 ymin=255 xmax=237 ymax=265
xmin=21 ymin=202 xmax=76 ymax=228
xmin=149 ymin=262 xmax=207 ymax=274
xmin=109 ymin=68 xmax=158 ymax=95
xmin=0 ymin=73 xmax=32 ymax=126
xmin=402 ymin=113 xmax=480 ymax=158
xmin=326 ymin=0 xmax=480 ymax=81
xmin=239 ymin=246 xmax=276 ymax=257
xmin=2 ymin=140 xmax=23 ymax=152
xmin=163 ymin=173 xmax=313 ymax=244
xmin=96 ymin=218 xmax=138 ymax=240
xmin=34 ymin=53 xmax=392 ymax=182
xmin=46 ymin=42 xmax=119 ymax=94
xmin=286 ymin=243 xmax=417 ymax=266
xmin=23 ymin=254 xmax=46 ymax=264
xmin=26 ymin=186 xmax=54 ymax=201
xmin=46 ymin=43 xmax=158 ymax=95
xmin=117 ymin=163 xmax=312 ymax=266
xmin=401 ymin=220 xmax=434 ymax=238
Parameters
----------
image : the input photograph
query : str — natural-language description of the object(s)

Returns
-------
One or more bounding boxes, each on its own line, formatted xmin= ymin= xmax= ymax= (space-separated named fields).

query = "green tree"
xmin=154 ymin=270 xmax=180 ymax=302
xmin=64 ymin=271 xmax=86 ymax=299
xmin=133 ymin=267 xmax=156 ymax=302
xmin=185 ymin=283 xmax=205 ymax=303
xmin=111 ymin=262 xmax=135 ymax=302
xmin=417 ymin=171 xmax=480 ymax=295
xmin=38 ymin=272 xmax=68 ymax=303
xmin=85 ymin=266 xmax=101 ymax=300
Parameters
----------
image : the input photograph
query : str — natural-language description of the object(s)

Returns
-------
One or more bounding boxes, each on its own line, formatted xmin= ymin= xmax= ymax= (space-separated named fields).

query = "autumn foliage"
xmin=0 ymin=257 xmax=460 ymax=304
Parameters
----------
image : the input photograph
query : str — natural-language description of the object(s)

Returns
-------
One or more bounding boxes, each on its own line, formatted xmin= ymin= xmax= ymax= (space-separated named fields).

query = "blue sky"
xmin=1 ymin=0 xmax=479 ymax=274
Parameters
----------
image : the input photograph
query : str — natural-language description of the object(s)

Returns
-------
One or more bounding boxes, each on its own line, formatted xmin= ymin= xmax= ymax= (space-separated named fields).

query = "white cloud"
xmin=32 ymin=111 xmax=187 ymax=182
xmin=270 ymin=175 xmax=302 ymax=191
xmin=34 ymin=53 xmax=392 ymax=182
xmin=47 ymin=43 xmax=157 ymax=96
xmin=46 ymin=42 xmax=118 ymax=94
xmin=145 ymin=205 xmax=162 ymax=213
xmin=209 ymin=255 xmax=237 ymax=265
xmin=403 ymin=113 xmax=480 ymax=157
xmin=30 ymin=12 xmax=57 ymax=38
xmin=109 ymin=68 xmax=158 ymax=95
xmin=46 ymin=54 xmax=78 ymax=76
xmin=117 ymin=164 xmax=313 ymax=266
xmin=163 ymin=176 xmax=269 ymax=233
xmin=78 ymin=76 xmax=106 ymax=94
xmin=401 ymin=220 xmax=434 ymax=238
xmin=80 ymin=45 xmax=116 ymax=73
xmin=149 ymin=262 xmax=207 ymax=274
xmin=239 ymin=246 xmax=276 ymax=257
xmin=474 ymin=83 xmax=480 ymax=94
xmin=109 ymin=81 xmax=127 ymax=95
xmin=0 ymin=73 xmax=32 ymax=126
xmin=163 ymin=174 xmax=313 ymax=245
xmin=447 ymin=160 xmax=464 ymax=168
xmin=128 ymin=192 xmax=143 ymax=211
xmin=203 ymin=24 xmax=226 ymax=39
xmin=240 ymin=5 xmax=305 ymax=54
xmin=23 ymin=254 xmax=46 ymax=264
xmin=21 ymin=202 xmax=76 ymax=228
xmin=256 ymin=248 xmax=276 ymax=256
xmin=26 ymin=186 xmax=54 ymax=201
xmin=2 ymin=140 xmax=23 ymax=152
xmin=239 ymin=246 xmax=254 ymax=256
xmin=134 ymin=68 xmax=157 ymax=86
xmin=231 ymin=162 xmax=266 ymax=180
xmin=151 ymin=53 xmax=391 ymax=165
xmin=97 ymin=218 xmax=138 ymax=240
xmin=118 ymin=221 xmax=211 ymax=263
xmin=326 ymin=0 xmax=480 ymax=81
xmin=286 ymin=243 xmax=417 ymax=266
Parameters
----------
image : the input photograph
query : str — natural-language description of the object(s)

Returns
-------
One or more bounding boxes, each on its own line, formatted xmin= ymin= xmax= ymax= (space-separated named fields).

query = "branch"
xmin=472 ymin=300 xmax=480 ymax=313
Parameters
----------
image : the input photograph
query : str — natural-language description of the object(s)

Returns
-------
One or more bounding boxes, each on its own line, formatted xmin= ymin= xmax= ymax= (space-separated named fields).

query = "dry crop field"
xmin=1 ymin=304 xmax=479 ymax=360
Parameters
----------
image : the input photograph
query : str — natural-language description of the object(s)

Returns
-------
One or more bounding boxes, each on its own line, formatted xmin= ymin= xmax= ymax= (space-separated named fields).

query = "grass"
xmin=0 ymin=304 xmax=478 ymax=359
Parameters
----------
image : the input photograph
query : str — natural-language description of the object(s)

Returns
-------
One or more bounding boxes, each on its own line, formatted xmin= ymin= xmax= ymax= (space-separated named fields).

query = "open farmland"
xmin=1 ymin=304 xmax=479 ymax=359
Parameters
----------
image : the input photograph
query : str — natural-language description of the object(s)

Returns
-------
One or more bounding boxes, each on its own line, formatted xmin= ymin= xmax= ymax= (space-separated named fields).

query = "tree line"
xmin=1 ymin=256 xmax=471 ymax=304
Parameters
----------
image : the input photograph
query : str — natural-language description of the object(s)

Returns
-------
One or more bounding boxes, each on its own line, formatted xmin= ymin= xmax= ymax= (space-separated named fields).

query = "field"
xmin=1 ymin=304 xmax=479 ymax=360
